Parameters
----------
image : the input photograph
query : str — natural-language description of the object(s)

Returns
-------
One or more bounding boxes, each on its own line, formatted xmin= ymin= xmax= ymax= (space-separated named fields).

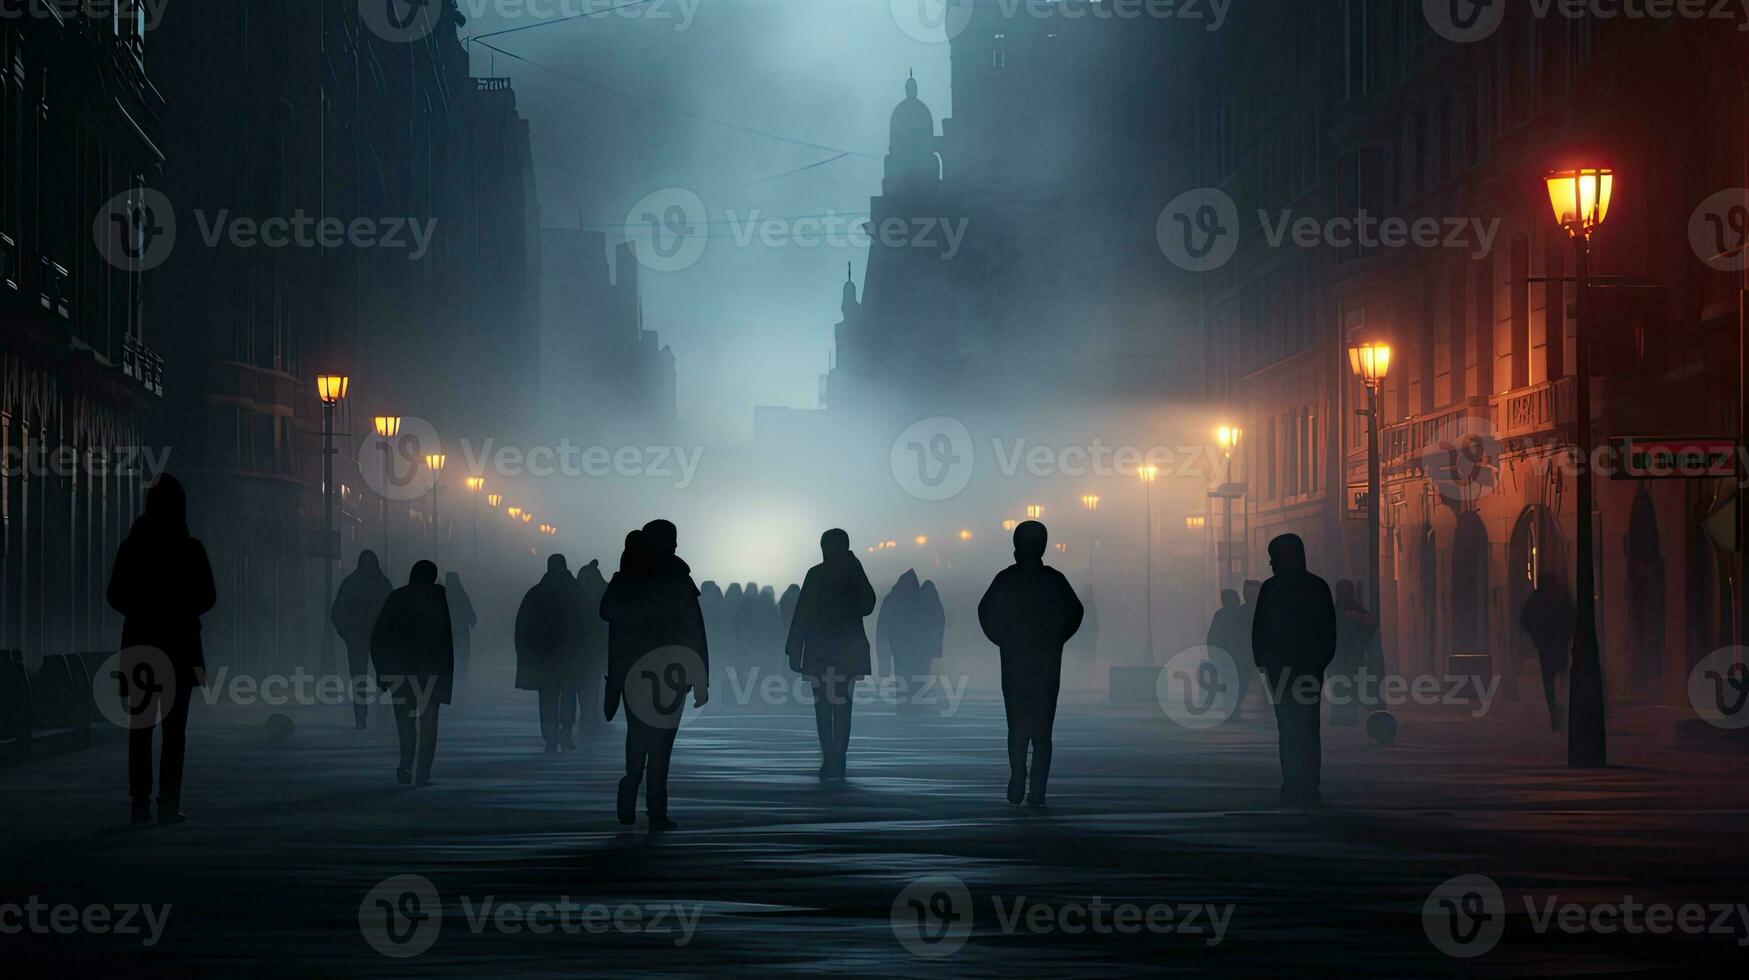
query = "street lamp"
xmin=373 ymin=415 xmax=400 ymax=568
xmin=1186 ymin=514 xmax=1206 ymax=531
xmin=424 ymin=452 xmax=446 ymax=555
xmin=1001 ymin=520 xmax=1017 ymax=533
xmin=464 ymin=476 xmax=485 ymax=565
xmin=1026 ymin=504 xmax=1044 ymax=520
xmin=1347 ymin=341 xmax=1391 ymax=627
xmin=521 ymin=512 xmax=533 ymax=525
xmin=1546 ymin=166 xmax=1613 ymax=768
xmin=1214 ymin=425 xmax=1244 ymax=590
xmin=958 ymin=529 xmax=973 ymax=541
xmin=1080 ymin=493 xmax=1100 ymax=611
xmin=914 ymin=534 xmax=929 ymax=547
xmin=316 ymin=373 xmax=349 ymax=675
xmin=487 ymin=492 xmax=502 ymax=509
xmin=1139 ymin=463 xmax=1159 ymax=664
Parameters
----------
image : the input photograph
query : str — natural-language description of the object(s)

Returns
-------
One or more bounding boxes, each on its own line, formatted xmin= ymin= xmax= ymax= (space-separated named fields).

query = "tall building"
xmin=0 ymin=9 xmax=165 ymax=667
xmin=151 ymin=0 xmax=543 ymax=673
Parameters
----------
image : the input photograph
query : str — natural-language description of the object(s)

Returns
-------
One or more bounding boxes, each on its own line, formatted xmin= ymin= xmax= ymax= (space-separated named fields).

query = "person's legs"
xmin=1002 ymin=687 xmax=1028 ymax=804
xmin=155 ymin=673 xmax=196 ymax=813
xmin=1280 ymin=669 xmax=1323 ymax=803
xmin=414 ymin=702 xmax=441 ymax=785
xmin=537 ymin=685 xmax=559 ymax=750
xmin=1540 ymin=661 xmax=1563 ymax=730
xmin=810 ymin=679 xmax=833 ymax=777
xmin=558 ymin=685 xmax=577 ymax=748
xmin=619 ymin=717 xmax=648 ymax=825
xmin=831 ymin=685 xmax=854 ymax=778
xmin=129 ymin=720 xmax=155 ymax=809
xmin=392 ymin=688 xmax=417 ymax=780
xmin=646 ymin=725 xmax=680 ymax=824
xmin=1028 ymin=688 xmax=1060 ymax=804
xmin=346 ymin=641 xmax=370 ymax=730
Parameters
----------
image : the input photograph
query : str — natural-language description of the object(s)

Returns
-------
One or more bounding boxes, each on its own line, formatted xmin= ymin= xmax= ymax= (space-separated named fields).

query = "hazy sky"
xmin=461 ymin=0 xmax=956 ymax=444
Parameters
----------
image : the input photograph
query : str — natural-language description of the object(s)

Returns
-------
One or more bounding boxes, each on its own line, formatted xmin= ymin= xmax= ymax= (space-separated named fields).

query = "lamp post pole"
xmin=317 ymin=375 xmax=349 ymax=676
xmin=1365 ymin=383 xmax=1382 ymax=616
xmin=1567 ymin=228 xmax=1607 ymax=768
xmin=1140 ymin=466 xmax=1157 ymax=664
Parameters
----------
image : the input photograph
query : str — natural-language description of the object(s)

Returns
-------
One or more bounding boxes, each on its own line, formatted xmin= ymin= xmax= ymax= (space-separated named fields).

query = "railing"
xmin=38 ymin=257 xmax=70 ymax=320
xmin=1498 ymin=376 xmax=1574 ymax=440
xmin=1381 ymin=397 xmax=1490 ymax=469
xmin=0 ymin=233 xmax=17 ymax=293
xmin=477 ymin=77 xmax=512 ymax=93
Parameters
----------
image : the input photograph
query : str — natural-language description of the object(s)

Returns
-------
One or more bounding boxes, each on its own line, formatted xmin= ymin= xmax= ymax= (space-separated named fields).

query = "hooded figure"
xmin=778 ymin=584 xmax=801 ymax=638
xmin=786 ymin=528 xmax=877 ymax=782
xmin=757 ymin=585 xmax=784 ymax=668
xmin=515 ymin=554 xmax=590 ymax=752
xmin=445 ymin=571 xmax=478 ymax=683
xmin=106 ymin=475 xmax=217 ymax=824
xmin=575 ymin=559 xmax=611 ymax=730
xmin=370 ymin=560 xmax=454 ymax=787
xmin=876 ymin=570 xmax=923 ymax=679
xmin=1519 ymin=575 xmax=1574 ymax=731
xmin=699 ymin=581 xmax=728 ymax=689
xmin=978 ymin=521 xmax=1082 ymax=807
xmin=1205 ymin=589 xmax=1250 ymax=719
xmin=718 ymin=582 xmax=745 ymax=681
xmin=332 ymin=550 xmax=393 ymax=730
xmin=732 ymin=580 xmax=766 ymax=675
xmin=1250 ymin=534 xmax=1336 ymax=805
xmin=600 ymin=521 xmax=708 ymax=831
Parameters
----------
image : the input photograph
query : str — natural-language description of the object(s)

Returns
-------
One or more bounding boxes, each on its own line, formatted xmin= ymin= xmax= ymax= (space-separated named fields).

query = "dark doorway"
xmin=1450 ymin=511 xmax=1488 ymax=656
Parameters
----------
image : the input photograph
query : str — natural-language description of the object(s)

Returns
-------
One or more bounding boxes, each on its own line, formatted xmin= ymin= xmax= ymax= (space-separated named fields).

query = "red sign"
xmin=1616 ymin=438 xmax=1738 ymax=480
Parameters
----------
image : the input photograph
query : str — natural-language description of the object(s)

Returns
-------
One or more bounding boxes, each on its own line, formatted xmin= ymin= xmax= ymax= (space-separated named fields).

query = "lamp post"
xmin=1026 ymin=504 xmax=1044 ymax=520
xmin=424 ymin=452 xmax=446 ymax=561
xmin=373 ymin=415 xmax=400 ymax=569
xmin=1139 ymin=464 xmax=1158 ymax=664
xmin=317 ymin=373 xmax=349 ymax=675
xmin=1080 ymin=493 xmax=1100 ymax=608
xmin=1546 ymin=166 xmax=1613 ymax=768
xmin=1215 ymin=425 xmax=1243 ymax=590
xmin=1347 ymin=342 xmax=1392 ymax=622
xmin=464 ymin=476 xmax=485 ymax=565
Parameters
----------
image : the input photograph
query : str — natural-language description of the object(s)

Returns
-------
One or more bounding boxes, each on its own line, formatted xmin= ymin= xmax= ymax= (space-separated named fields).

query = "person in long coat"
xmin=332 ymin=550 xmax=392 ymax=731
xmin=107 ymin=475 xmax=217 ymax=824
xmin=1520 ymin=575 xmax=1574 ymax=731
xmin=445 ymin=571 xmax=478 ymax=684
xmin=876 ymin=570 xmax=923 ymax=680
xmin=370 ymin=560 xmax=454 ymax=787
xmin=778 ymin=584 xmax=801 ymax=640
xmin=575 ymin=559 xmax=612 ymax=732
xmin=515 ymin=554 xmax=589 ymax=752
xmin=785 ymin=528 xmax=877 ymax=782
xmin=978 ymin=521 xmax=1083 ymax=808
xmin=1204 ymin=589 xmax=1248 ymax=719
xmin=1251 ymin=534 xmax=1336 ymax=806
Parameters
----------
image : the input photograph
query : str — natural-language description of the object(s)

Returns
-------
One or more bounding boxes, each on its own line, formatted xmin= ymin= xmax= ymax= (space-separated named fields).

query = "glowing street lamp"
xmin=1212 ymin=425 xmax=1245 ymax=590
xmin=1186 ymin=514 xmax=1206 ymax=531
xmin=914 ymin=534 xmax=929 ymax=547
xmin=958 ymin=529 xmax=973 ymax=541
xmin=521 ymin=513 xmax=533 ymax=525
xmin=1001 ymin=519 xmax=1018 ymax=533
xmin=315 ymin=373 xmax=348 ymax=676
xmin=1545 ymin=166 xmax=1614 ymax=768
xmin=371 ymin=415 xmax=400 ymax=569
xmin=1080 ymin=493 xmax=1101 ymax=607
xmin=463 ymin=476 xmax=485 ymax=563
xmin=1026 ymin=504 xmax=1044 ymax=519
xmin=1140 ymin=463 xmax=1159 ymax=664
xmin=424 ymin=452 xmax=447 ymax=547
xmin=507 ymin=506 xmax=522 ymax=519
xmin=487 ymin=493 xmax=502 ymax=508
xmin=1348 ymin=341 xmax=1392 ymax=647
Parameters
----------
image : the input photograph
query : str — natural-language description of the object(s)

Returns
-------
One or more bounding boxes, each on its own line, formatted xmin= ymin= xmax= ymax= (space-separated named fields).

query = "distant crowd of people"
xmin=120 ymin=472 xmax=1581 ymax=828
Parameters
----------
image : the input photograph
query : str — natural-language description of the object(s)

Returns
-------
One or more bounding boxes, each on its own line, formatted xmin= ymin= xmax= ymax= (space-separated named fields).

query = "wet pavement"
xmin=3 ymin=662 xmax=1745 ymax=977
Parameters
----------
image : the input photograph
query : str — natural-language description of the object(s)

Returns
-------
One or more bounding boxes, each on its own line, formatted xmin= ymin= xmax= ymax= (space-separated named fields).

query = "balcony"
xmin=1380 ymin=397 xmax=1491 ymax=470
xmin=121 ymin=335 xmax=163 ymax=397
xmin=1497 ymin=377 xmax=1575 ymax=441
xmin=0 ymin=233 xmax=17 ymax=294
xmin=38 ymin=257 xmax=71 ymax=321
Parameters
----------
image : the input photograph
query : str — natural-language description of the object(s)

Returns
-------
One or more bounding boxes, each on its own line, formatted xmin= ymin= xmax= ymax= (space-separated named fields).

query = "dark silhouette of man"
xmin=779 ymin=583 xmax=800 ymax=638
xmin=1206 ymin=587 xmax=1248 ymax=716
xmin=699 ymin=580 xmax=728 ymax=691
xmin=718 ymin=582 xmax=744 ymax=685
xmin=876 ymin=569 xmax=923 ymax=679
xmin=1519 ymin=574 xmax=1574 ymax=731
xmin=602 ymin=521 xmax=709 ymax=830
xmin=786 ymin=528 xmax=877 ymax=782
xmin=516 ymin=554 xmax=589 ymax=752
xmin=445 ymin=571 xmax=477 ymax=684
xmin=370 ymin=560 xmax=453 ymax=787
xmin=978 ymin=521 xmax=1083 ymax=808
xmin=1237 ymin=579 xmax=1262 ymax=716
xmin=1251 ymin=534 xmax=1336 ymax=806
xmin=106 ymin=475 xmax=216 ymax=824
xmin=575 ymin=559 xmax=611 ymax=732
xmin=917 ymin=579 xmax=946 ymax=689
xmin=332 ymin=550 xmax=391 ymax=731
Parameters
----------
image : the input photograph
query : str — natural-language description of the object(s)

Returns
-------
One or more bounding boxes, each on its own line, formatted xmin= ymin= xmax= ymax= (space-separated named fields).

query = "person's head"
xmin=700 ymin=580 xmax=722 ymax=600
xmin=1335 ymin=579 xmax=1355 ymax=602
xmin=357 ymin=549 xmax=381 ymax=572
xmin=1013 ymin=520 xmax=1048 ymax=562
xmin=144 ymin=474 xmax=189 ymax=530
xmin=547 ymin=553 xmax=569 ymax=576
xmin=445 ymin=571 xmax=462 ymax=588
xmin=410 ymin=560 xmax=438 ymax=586
xmin=761 ymin=585 xmax=774 ymax=600
xmin=619 ymin=529 xmax=647 ymax=574
xmin=1242 ymin=579 xmax=1262 ymax=605
xmin=642 ymin=519 xmax=678 ymax=555
xmin=725 ymin=582 xmax=743 ymax=600
xmin=820 ymin=528 xmax=851 ymax=558
xmin=1267 ymin=533 xmax=1307 ymax=574
xmin=921 ymin=580 xmax=938 ymax=596
xmin=897 ymin=568 xmax=919 ymax=590
xmin=1220 ymin=588 xmax=1240 ymax=609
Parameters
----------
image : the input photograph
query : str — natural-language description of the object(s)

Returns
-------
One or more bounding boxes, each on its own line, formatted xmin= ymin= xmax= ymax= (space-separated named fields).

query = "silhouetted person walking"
xmin=575 ymin=559 xmax=611 ymax=732
xmin=515 ymin=554 xmax=589 ymax=752
xmin=876 ymin=570 xmax=923 ymax=679
xmin=107 ymin=475 xmax=216 ymax=824
xmin=332 ymin=550 xmax=391 ymax=730
xmin=779 ymin=583 xmax=800 ymax=638
xmin=1520 ymin=574 xmax=1574 ymax=731
xmin=979 ymin=521 xmax=1083 ymax=808
xmin=1236 ymin=579 xmax=1262 ymax=717
xmin=786 ymin=529 xmax=876 ymax=782
xmin=1251 ymin=534 xmax=1335 ymax=806
xmin=1206 ymin=587 xmax=1248 ymax=717
xmin=445 ymin=571 xmax=477 ymax=683
xmin=602 ymin=521 xmax=709 ymax=830
xmin=371 ymin=560 xmax=453 ymax=787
